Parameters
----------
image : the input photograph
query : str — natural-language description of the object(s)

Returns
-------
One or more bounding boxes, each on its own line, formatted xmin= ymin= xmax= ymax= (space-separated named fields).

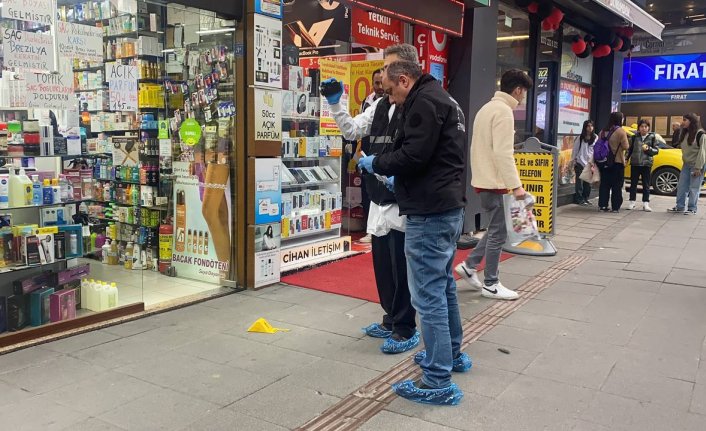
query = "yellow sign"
xmin=514 ymin=153 xmax=554 ymax=234
xmin=319 ymin=59 xmax=351 ymax=136
xmin=349 ymin=60 xmax=384 ymax=117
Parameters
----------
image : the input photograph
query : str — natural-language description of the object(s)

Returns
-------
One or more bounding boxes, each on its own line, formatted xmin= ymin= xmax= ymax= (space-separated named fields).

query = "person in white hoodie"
xmin=455 ymin=69 xmax=532 ymax=301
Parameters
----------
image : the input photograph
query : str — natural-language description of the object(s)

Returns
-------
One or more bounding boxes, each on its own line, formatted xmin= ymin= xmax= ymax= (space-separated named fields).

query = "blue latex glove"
xmin=321 ymin=78 xmax=344 ymax=105
xmin=386 ymin=176 xmax=395 ymax=192
xmin=358 ymin=155 xmax=375 ymax=174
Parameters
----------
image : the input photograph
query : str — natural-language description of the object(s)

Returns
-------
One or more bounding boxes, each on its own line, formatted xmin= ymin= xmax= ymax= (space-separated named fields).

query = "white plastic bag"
xmin=508 ymin=194 xmax=541 ymax=246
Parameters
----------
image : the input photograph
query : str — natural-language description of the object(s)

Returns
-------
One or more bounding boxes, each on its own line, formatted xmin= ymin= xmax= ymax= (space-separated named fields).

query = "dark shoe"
xmin=414 ymin=350 xmax=473 ymax=372
xmin=579 ymin=201 xmax=590 ymax=206
xmin=611 ymin=210 xmax=619 ymax=213
xmin=362 ymin=323 xmax=392 ymax=339
xmin=391 ymin=379 xmax=463 ymax=406
xmin=381 ymin=331 xmax=420 ymax=354
xmin=685 ymin=210 xmax=697 ymax=215
xmin=667 ymin=206 xmax=685 ymax=213
xmin=599 ymin=207 xmax=609 ymax=212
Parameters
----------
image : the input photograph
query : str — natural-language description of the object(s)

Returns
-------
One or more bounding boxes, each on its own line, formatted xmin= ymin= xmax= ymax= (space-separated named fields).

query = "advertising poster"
xmin=351 ymin=8 xmax=403 ymax=50
xmin=414 ymin=26 xmax=449 ymax=87
xmin=319 ymin=59 xmax=351 ymax=135
xmin=111 ymin=137 xmax=139 ymax=167
xmin=254 ymin=14 xmax=283 ymax=89
xmin=3 ymin=29 xmax=54 ymax=72
xmin=171 ymin=161 xmax=232 ymax=283
xmin=349 ymin=60 xmax=384 ymax=117
xmin=57 ymin=22 xmax=104 ymax=63
xmin=254 ymin=223 xmax=281 ymax=287
xmin=514 ymin=153 xmax=554 ymax=234
xmin=284 ymin=0 xmax=351 ymax=58
xmin=2 ymin=0 xmax=53 ymax=25
xmin=557 ymin=135 xmax=576 ymax=186
xmin=255 ymin=0 xmax=282 ymax=19
xmin=281 ymin=236 xmax=352 ymax=271
xmin=254 ymin=88 xmax=282 ymax=141
xmin=107 ymin=63 xmax=138 ymax=112
xmin=560 ymin=41 xmax=593 ymax=85
xmin=255 ymin=158 xmax=282 ymax=225
xmin=558 ymin=80 xmax=591 ymax=135
xmin=24 ymin=71 xmax=75 ymax=110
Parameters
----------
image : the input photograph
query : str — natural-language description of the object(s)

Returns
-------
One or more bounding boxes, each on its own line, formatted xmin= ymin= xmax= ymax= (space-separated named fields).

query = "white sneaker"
xmin=481 ymin=282 xmax=519 ymax=301
xmin=359 ymin=234 xmax=372 ymax=244
xmin=454 ymin=262 xmax=483 ymax=290
xmin=643 ymin=202 xmax=653 ymax=212
xmin=627 ymin=201 xmax=636 ymax=210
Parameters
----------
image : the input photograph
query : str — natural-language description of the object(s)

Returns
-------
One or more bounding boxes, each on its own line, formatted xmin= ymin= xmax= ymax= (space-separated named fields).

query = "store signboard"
xmin=253 ymin=223 xmax=281 ymax=288
xmin=2 ymin=29 xmax=54 ymax=72
xmin=281 ymin=236 xmax=352 ymax=271
xmin=344 ymin=0 xmax=464 ymax=36
xmin=414 ymin=26 xmax=449 ymax=87
xmin=622 ymin=53 xmax=706 ymax=92
xmin=255 ymin=0 xmax=282 ymax=19
xmin=558 ymin=80 xmax=591 ymax=135
xmin=2 ymin=0 xmax=53 ymax=25
xmin=171 ymin=161 xmax=232 ymax=284
xmin=560 ymin=42 xmax=593 ymax=85
xmin=24 ymin=71 xmax=75 ymax=110
xmin=319 ymin=59 xmax=351 ymax=135
xmin=254 ymin=158 xmax=282 ymax=225
xmin=254 ymin=14 xmax=283 ymax=89
xmin=514 ymin=152 xmax=554 ymax=233
xmin=349 ymin=60 xmax=384 ymax=117
xmin=254 ymin=88 xmax=282 ymax=141
xmin=106 ymin=63 xmax=138 ymax=112
xmin=57 ymin=22 xmax=104 ymax=63
xmin=351 ymin=8 xmax=403 ymax=49
xmin=621 ymin=92 xmax=706 ymax=103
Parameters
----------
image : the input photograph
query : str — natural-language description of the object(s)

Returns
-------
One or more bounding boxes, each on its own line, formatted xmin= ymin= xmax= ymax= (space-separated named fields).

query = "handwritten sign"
xmin=107 ymin=63 xmax=138 ymax=112
xmin=24 ymin=71 xmax=76 ymax=110
xmin=57 ymin=22 xmax=104 ymax=63
xmin=2 ymin=0 xmax=54 ymax=25
xmin=2 ymin=29 xmax=54 ymax=72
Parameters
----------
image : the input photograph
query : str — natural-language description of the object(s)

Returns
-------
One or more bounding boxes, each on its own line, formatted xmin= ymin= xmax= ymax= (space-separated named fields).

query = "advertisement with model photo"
xmin=283 ymin=0 xmax=351 ymax=58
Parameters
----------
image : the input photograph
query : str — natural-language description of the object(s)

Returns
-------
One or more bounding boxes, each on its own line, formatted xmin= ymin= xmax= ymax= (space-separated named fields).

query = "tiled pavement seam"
xmin=296 ymin=254 xmax=589 ymax=431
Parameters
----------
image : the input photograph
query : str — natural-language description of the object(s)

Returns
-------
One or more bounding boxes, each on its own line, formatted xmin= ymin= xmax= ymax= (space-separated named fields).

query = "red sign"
xmin=352 ymin=7 xmax=404 ymax=49
xmin=414 ymin=26 xmax=450 ymax=88
xmin=344 ymin=0 xmax=465 ymax=37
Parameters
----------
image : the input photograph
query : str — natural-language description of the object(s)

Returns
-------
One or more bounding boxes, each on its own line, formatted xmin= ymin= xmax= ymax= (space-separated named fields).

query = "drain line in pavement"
xmin=296 ymin=254 xmax=589 ymax=431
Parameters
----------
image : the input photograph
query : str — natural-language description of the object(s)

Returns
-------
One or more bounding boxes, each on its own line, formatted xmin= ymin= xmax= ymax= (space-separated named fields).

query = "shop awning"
xmin=590 ymin=0 xmax=664 ymax=40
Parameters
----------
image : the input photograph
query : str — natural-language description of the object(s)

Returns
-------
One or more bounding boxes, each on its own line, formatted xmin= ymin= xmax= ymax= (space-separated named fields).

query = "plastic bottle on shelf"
xmin=108 ymin=240 xmax=118 ymax=265
xmin=59 ymin=174 xmax=69 ymax=202
xmin=80 ymin=278 xmax=90 ymax=310
xmin=124 ymin=240 xmax=133 ymax=269
xmin=107 ymin=282 xmax=119 ymax=309
xmin=132 ymin=166 xmax=139 ymax=183
xmin=42 ymin=178 xmax=52 ymax=204
xmin=51 ymin=178 xmax=61 ymax=204
xmin=91 ymin=280 xmax=103 ymax=311
xmin=31 ymin=175 xmax=42 ymax=206
xmin=131 ymin=184 xmax=139 ymax=205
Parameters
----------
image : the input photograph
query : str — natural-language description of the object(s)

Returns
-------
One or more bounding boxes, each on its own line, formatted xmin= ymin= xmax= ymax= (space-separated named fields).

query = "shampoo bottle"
xmin=17 ymin=168 xmax=32 ymax=206
xmin=51 ymin=178 xmax=61 ymax=204
xmin=31 ymin=175 xmax=42 ymax=206
xmin=0 ymin=174 xmax=9 ymax=209
xmin=42 ymin=179 xmax=52 ymax=204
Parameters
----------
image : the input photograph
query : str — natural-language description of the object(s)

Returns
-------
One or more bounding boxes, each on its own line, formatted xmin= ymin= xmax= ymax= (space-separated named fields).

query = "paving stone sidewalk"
xmin=1 ymin=195 xmax=705 ymax=430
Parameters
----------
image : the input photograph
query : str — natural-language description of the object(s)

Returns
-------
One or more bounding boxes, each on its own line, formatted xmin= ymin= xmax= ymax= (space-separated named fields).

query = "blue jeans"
xmin=676 ymin=163 xmax=704 ymax=212
xmin=405 ymin=207 xmax=464 ymax=389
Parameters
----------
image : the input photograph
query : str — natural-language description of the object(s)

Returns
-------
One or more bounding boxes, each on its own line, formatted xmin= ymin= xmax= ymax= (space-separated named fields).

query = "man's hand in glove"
xmin=320 ymin=78 xmax=344 ymax=105
xmin=358 ymin=155 xmax=375 ymax=174
xmin=385 ymin=176 xmax=395 ymax=192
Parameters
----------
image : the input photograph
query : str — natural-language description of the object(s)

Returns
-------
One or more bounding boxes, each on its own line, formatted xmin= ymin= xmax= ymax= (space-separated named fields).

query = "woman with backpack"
xmin=595 ymin=112 xmax=630 ymax=212
xmin=668 ymin=113 xmax=706 ymax=215
xmin=571 ymin=120 xmax=597 ymax=206
xmin=627 ymin=119 xmax=660 ymax=212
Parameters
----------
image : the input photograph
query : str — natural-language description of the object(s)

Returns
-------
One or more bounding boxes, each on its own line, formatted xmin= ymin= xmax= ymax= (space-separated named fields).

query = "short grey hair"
xmin=386 ymin=60 xmax=423 ymax=82
xmin=383 ymin=43 xmax=419 ymax=64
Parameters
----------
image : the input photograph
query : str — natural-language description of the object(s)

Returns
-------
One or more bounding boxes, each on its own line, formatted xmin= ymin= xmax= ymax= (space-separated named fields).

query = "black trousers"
xmin=598 ymin=163 xmax=625 ymax=210
xmin=629 ymin=165 xmax=651 ymax=202
xmin=574 ymin=164 xmax=591 ymax=203
xmin=371 ymin=229 xmax=416 ymax=338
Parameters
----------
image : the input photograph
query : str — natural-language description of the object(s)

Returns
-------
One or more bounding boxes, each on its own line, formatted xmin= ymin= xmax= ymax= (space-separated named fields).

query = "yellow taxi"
xmin=623 ymin=126 xmax=706 ymax=195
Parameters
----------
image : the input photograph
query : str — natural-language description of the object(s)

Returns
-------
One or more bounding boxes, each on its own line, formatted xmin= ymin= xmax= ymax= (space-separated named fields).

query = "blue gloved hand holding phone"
xmin=320 ymin=78 xmax=344 ymax=105
xmin=357 ymin=152 xmax=375 ymax=174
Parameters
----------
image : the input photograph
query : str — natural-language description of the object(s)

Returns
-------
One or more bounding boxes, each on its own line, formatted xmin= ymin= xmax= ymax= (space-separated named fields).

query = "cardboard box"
xmin=50 ymin=289 xmax=77 ymax=322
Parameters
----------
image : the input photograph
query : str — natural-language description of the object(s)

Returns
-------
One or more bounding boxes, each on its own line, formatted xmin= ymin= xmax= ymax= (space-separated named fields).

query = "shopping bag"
xmin=589 ymin=163 xmax=601 ymax=184
xmin=578 ymin=164 xmax=593 ymax=183
xmin=507 ymin=194 xmax=541 ymax=246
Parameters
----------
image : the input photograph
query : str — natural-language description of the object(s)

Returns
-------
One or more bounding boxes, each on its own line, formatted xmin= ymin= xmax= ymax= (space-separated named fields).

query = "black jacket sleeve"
xmin=372 ymin=97 xmax=444 ymax=176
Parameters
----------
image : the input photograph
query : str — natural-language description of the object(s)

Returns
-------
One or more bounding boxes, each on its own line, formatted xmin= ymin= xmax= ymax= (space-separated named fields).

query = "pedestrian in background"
xmin=671 ymin=121 xmax=682 ymax=148
xmin=455 ymin=69 xmax=533 ymax=301
xmin=597 ymin=112 xmax=630 ymax=213
xmin=668 ymin=113 xmax=706 ymax=215
xmin=626 ymin=119 xmax=660 ymax=212
xmin=358 ymin=53 xmax=469 ymax=405
xmin=571 ymin=120 xmax=596 ymax=206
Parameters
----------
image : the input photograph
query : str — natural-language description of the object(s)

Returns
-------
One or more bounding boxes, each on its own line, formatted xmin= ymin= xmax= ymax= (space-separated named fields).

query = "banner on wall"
xmin=414 ymin=26 xmax=449 ymax=87
xmin=622 ymin=53 xmax=706 ymax=92
xmin=254 ymin=223 xmax=281 ymax=288
xmin=254 ymin=158 xmax=282 ymax=225
xmin=561 ymin=41 xmax=593 ymax=85
xmin=558 ymin=80 xmax=591 ymax=135
xmin=349 ymin=60 xmax=384 ymax=117
xmin=2 ymin=29 xmax=54 ymax=72
xmin=254 ymin=88 xmax=282 ymax=141
xmin=281 ymin=236 xmax=352 ymax=271
xmin=24 ymin=71 xmax=75 ymax=110
xmin=57 ymin=22 xmax=104 ymax=63
xmin=171 ymin=161 xmax=232 ymax=284
xmin=255 ymin=0 xmax=282 ymax=19
xmin=2 ymin=0 xmax=53 ymax=25
xmin=107 ymin=63 xmax=138 ymax=112
xmin=351 ymin=8 xmax=403 ymax=49
xmin=319 ymin=59 xmax=351 ymax=135
xmin=254 ymin=14 xmax=283 ymax=88
xmin=284 ymin=0 xmax=351 ymax=58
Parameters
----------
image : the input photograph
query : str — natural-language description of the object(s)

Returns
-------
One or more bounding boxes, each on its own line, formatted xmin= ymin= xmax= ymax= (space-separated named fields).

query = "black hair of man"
xmin=500 ymin=69 xmax=533 ymax=94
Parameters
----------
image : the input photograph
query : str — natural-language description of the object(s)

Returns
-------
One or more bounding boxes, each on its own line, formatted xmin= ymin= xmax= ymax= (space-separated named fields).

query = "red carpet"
xmin=281 ymin=248 xmax=514 ymax=303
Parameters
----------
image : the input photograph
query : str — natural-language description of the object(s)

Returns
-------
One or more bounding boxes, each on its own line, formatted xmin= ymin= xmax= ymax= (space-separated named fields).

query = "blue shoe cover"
xmin=391 ymin=380 xmax=464 ymax=406
xmin=362 ymin=323 xmax=392 ymax=338
xmin=381 ymin=331 xmax=420 ymax=354
xmin=413 ymin=350 xmax=472 ymax=373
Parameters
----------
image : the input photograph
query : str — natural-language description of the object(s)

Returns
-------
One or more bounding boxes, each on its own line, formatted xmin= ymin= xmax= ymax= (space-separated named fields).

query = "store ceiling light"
xmin=195 ymin=28 xmax=234 ymax=35
xmin=688 ymin=14 xmax=705 ymax=18
xmin=497 ymin=35 xmax=530 ymax=42
xmin=692 ymin=17 xmax=706 ymax=21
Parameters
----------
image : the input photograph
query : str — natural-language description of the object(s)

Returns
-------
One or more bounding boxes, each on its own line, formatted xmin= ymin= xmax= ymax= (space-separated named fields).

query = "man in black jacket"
xmin=358 ymin=57 xmax=469 ymax=406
